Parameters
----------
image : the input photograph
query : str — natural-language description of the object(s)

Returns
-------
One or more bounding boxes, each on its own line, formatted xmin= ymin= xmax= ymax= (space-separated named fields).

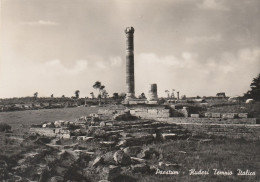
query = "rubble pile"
xmin=0 ymin=110 xmax=191 ymax=181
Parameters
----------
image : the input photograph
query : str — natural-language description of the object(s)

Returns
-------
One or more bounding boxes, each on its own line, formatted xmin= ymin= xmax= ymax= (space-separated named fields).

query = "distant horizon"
xmin=1 ymin=0 xmax=259 ymax=98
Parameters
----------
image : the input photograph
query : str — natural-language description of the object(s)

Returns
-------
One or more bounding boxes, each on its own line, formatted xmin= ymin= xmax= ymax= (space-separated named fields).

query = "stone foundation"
xmin=156 ymin=117 xmax=258 ymax=125
xmin=178 ymin=123 xmax=260 ymax=140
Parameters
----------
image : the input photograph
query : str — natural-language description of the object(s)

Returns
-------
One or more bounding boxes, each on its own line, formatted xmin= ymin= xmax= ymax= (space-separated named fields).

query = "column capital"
xmin=125 ymin=27 xmax=135 ymax=34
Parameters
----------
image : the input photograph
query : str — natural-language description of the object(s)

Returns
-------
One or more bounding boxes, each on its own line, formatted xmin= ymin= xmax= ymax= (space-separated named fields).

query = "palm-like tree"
xmin=93 ymin=81 xmax=105 ymax=106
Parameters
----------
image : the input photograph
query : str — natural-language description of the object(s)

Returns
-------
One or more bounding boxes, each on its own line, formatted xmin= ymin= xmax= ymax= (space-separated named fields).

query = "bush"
xmin=0 ymin=123 xmax=11 ymax=132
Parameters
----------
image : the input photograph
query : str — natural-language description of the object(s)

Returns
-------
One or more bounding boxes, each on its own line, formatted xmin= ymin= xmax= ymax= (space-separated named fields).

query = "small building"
xmin=216 ymin=92 xmax=226 ymax=97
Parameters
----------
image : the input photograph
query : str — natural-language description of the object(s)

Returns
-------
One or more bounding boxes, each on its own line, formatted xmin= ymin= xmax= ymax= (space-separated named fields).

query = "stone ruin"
xmin=19 ymin=27 xmax=259 ymax=181
xmin=26 ymin=109 xmax=191 ymax=181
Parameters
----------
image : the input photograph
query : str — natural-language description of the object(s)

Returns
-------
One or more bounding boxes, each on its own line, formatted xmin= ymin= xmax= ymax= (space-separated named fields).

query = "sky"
xmin=0 ymin=0 xmax=260 ymax=98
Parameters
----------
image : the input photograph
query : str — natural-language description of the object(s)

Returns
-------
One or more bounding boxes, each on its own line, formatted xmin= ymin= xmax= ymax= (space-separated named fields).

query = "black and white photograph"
xmin=0 ymin=0 xmax=259 ymax=181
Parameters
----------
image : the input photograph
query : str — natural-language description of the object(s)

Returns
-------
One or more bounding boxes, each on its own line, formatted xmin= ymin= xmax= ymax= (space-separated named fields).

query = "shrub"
xmin=0 ymin=123 xmax=11 ymax=132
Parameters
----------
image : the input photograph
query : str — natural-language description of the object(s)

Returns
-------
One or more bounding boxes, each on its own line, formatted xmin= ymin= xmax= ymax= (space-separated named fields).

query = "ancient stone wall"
xmin=29 ymin=127 xmax=71 ymax=139
xmin=178 ymin=123 xmax=260 ymax=140
xmin=157 ymin=117 xmax=258 ymax=124
xmin=130 ymin=108 xmax=171 ymax=119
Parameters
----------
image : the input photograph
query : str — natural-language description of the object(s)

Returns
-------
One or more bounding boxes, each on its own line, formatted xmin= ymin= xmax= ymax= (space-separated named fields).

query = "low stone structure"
xmin=130 ymin=108 xmax=171 ymax=119
xmin=157 ymin=117 xmax=258 ymax=125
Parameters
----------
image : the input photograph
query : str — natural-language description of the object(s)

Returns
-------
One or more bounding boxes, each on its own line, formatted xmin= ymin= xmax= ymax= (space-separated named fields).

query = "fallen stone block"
xmin=148 ymin=109 xmax=158 ymax=114
xmin=92 ymin=156 xmax=104 ymax=167
xmin=212 ymin=113 xmax=221 ymax=118
xmin=54 ymin=120 xmax=65 ymax=128
xmin=131 ymin=164 xmax=150 ymax=173
xmin=204 ymin=113 xmax=212 ymax=118
xmin=222 ymin=113 xmax=238 ymax=119
xmin=238 ymin=113 xmax=248 ymax=118
xmin=101 ymin=165 xmax=122 ymax=181
xmin=190 ymin=114 xmax=200 ymax=118
xmin=123 ymin=146 xmax=142 ymax=157
xmin=100 ymin=141 xmax=116 ymax=146
xmin=113 ymin=150 xmax=131 ymax=166
xmin=162 ymin=133 xmax=177 ymax=140
xmin=130 ymin=157 xmax=146 ymax=163
xmin=137 ymin=147 xmax=159 ymax=159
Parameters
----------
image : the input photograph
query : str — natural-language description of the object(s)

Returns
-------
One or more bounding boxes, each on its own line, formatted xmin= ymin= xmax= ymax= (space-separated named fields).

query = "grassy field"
xmin=0 ymin=106 xmax=259 ymax=182
xmin=0 ymin=106 xmax=99 ymax=133
xmin=135 ymin=138 xmax=260 ymax=182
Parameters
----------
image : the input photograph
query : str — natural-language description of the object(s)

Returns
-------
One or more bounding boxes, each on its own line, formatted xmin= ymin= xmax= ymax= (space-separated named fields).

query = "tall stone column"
xmin=125 ymin=27 xmax=135 ymax=99
xmin=148 ymin=84 xmax=158 ymax=101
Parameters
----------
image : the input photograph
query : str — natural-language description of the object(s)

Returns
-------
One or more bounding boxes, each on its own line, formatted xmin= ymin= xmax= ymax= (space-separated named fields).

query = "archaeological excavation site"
xmin=0 ymin=27 xmax=259 ymax=182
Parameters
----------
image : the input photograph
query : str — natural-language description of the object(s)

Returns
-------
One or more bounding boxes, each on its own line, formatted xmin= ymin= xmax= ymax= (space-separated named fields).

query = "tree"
xmin=165 ymin=90 xmax=170 ymax=98
xmin=171 ymin=89 xmax=175 ymax=98
xmin=138 ymin=93 xmax=146 ymax=99
xmin=119 ymin=92 xmax=126 ymax=99
xmin=75 ymin=90 xmax=80 ymax=99
xmin=62 ymin=95 xmax=65 ymax=98
xmin=93 ymin=81 xmax=105 ymax=105
xmin=244 ymin=73 xmax=260 ymax=101
xmin=90 ymin=92 xmax=95 ymax=99
xmin=51 ymin=94 xmax=54 ymax=98
xmin=34 ymin=92 xmax=38 ymax=99
xmin=102 ymin=90 xmax=108 ymax=99
xmin=113 ymin=93 xmax=119 ymax=99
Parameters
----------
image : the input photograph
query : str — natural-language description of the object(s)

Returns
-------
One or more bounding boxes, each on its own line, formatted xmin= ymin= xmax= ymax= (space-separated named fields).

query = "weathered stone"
xmin=117 ymin=140 xmax=127 ymax=147
xmin=238 ymin=113 xmax=248 ymax=118
xmin=94 ymin=129 xmax=107 ymax=138
xmin=222 ymin=113 xmax=238 ymax=119
xmin=100 ymin=141 xmax=116 ymax=147
xmin=212 ymin=113 xmax=221 ymax=118
xmin=159 ymin=161 xmax=181 ymax=169
xmin=50 ymin=176 xmax=64 ymax=182
xmin=190 ymin=114 xmax=200 ymax=118
xmin=131 ymin=164 xmax=150 ymax=173
xmin=125 ymin=26 xmax=135 ymax=99
xmin=103 ymin=152 xmax=117 ymax=165
xmin=100 ymin=121 xmax=106 ymax=127
xmin=113 ymin=150 xmax=131 ymax=166
xmin=182 ymin=107 xmax=189 ymax=118
xmin=130 ymin=157 xmax=146 ymax=163
xmin=113 ymin=111 xmax=132 ymax=121
xmin=92 ymin=156 xmax=104 ymax=167
xmin=50 ymin=138 xmax=61 ymax=145
xmin=246 ymin=99 xmax=254 ymax=104
xmin=162 ymin=133 xmax=177 ymax=140
xmin=147 ymin=84 xmax=158 ymax=101
xmin=54 ymin=120 xmax=65 ymax=128
xmin=123 ymin=146 xmax=142 ymax=157
xmin=101 ymin=165 xmax=122 ymax=181
xmin=77 ymin=136 xmax=94 ymax=141
xmin=137 ymin=147 xmax=159 ymax=159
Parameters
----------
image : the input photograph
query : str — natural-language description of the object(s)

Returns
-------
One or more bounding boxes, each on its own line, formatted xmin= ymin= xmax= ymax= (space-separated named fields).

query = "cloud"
xmin=185 ymin=34 xmax=222 ymax=44
xmin=197 ymin=0 xmax=229 ymax=11
xmin=21 ymin=20 xmax=59 ymax=26
xmin=137 ymin=52 xmax=197 ymax=68
xmin=135 ymin=48 xmax=260 ymax=97
xmin=110 ymin=57 xmax=122 ymax=67
xmin=95 ymin=61 xmax=107 ymax=69
xmin=40 ymin=59 xmax=88 ymax=76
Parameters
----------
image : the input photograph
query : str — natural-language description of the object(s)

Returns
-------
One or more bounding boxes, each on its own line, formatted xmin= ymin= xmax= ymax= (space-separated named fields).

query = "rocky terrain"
xmin=0 ymin=110 xmax=191 ymax=182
